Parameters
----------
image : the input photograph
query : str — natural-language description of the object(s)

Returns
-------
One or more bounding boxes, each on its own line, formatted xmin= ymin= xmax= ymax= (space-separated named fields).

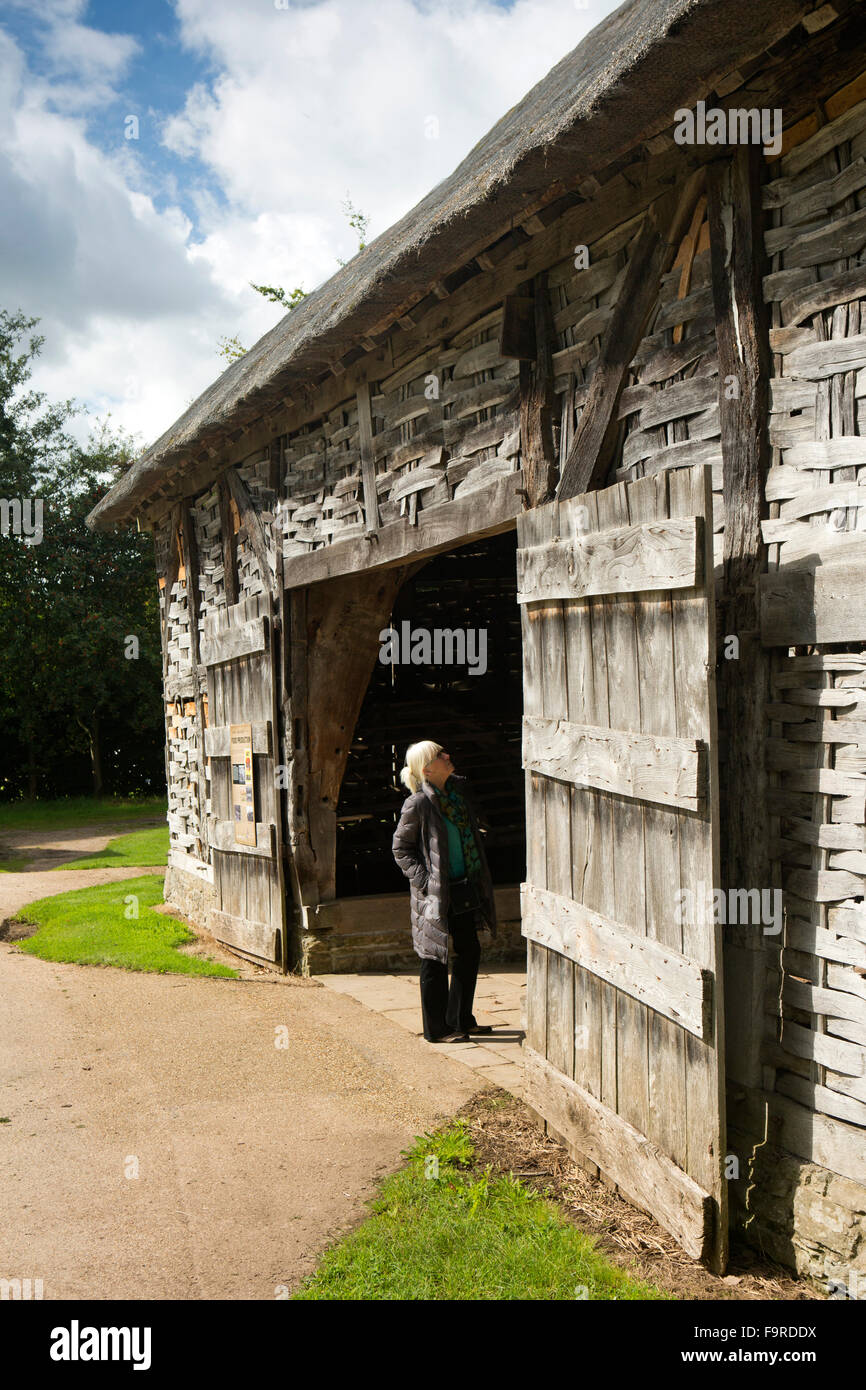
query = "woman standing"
xmin=392 ymin=740 xmax=498 ymax=1043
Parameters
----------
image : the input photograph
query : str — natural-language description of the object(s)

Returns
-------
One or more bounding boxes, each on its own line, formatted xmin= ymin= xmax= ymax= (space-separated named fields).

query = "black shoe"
xmin=429 ymin=1031 xmax=470 ymax=1043
xmin=467 ymin=1023 xmax=493 ymax=1034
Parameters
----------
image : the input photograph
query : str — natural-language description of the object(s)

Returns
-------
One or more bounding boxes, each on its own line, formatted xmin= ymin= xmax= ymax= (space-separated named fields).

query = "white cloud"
xmin=165 ymin=0 xmax=596 ymax=236
xmin=0 ymin=0 xmax=619 ymax=452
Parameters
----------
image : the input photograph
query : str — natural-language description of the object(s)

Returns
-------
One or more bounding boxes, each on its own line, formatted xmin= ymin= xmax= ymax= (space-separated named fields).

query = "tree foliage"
xmin=0 ymin=310 xmax=164 ymax=800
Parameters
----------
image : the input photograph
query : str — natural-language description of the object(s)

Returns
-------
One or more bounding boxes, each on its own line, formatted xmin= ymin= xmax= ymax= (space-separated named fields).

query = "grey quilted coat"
xmin=392 ymin=775 xmax=497 ymax=964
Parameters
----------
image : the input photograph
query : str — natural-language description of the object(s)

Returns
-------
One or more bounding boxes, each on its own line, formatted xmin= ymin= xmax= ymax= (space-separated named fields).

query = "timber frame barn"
xmin=89 ymin=0 xmax=866 ymax=1280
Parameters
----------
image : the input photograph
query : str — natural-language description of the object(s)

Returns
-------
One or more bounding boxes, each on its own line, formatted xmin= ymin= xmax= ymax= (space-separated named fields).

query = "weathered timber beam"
xmin=181 ymin=501 xmax=206 ymax=859
xmin=519 ymin=270 xmax=557 ymax=507
xmin=159 ymin=505 xmax=183 ymax=664
xmin=706 ymin=146 xmax=771 ymax=1094
xmin=304 ymin=567 xmax=409 ymax=902
xmin=521 ymin=884 xmax=713 ymax=1038
xmin=200 ymin=617 xmax=267 ymax=666
xmin=522 ymin=715 xmax=705 ymax=811
xmin=356 ymin=380 xmax=380 ymax=533
xmin=523 ymin=1044 xmax=715 ymax=1262
xmin=760 ymin=562 xmax=866 ymax=647
xmin=210 ymin=907 xmax=276 ymax=963
xmin=516 ymin=515 xmax=702 ymax=602
xmin=282 ymin=587 xmax=319 ymax=913
xmin=282 ymin=472 xmax=523 ymax=588
xmin=557 ymin=172 xmax=705 ymax=500
xmin=224 ymin=467 xmax=273 ymax=594
xmin=217 ymin=476 xmax=239 ymax=607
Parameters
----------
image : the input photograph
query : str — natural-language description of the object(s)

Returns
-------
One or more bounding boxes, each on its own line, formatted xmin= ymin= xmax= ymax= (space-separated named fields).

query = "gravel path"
xmin=0 ymin=823 xmax=488 ymax=1298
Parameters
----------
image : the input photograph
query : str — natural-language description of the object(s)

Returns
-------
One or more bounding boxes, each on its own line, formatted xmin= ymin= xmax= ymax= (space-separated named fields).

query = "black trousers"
xmin=419 ymin=905 xmax=481 ymax=1040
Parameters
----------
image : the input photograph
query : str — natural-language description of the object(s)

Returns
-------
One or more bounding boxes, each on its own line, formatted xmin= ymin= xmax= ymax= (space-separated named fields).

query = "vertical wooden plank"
xmin=668 ymin=463 xmax=727 ymax=1273
xmin=559 ymin=497 xmax=602 ymax=1113
xmin=558 ymin=492 xmax=602 ymax=1177
xmin=519 ymin=271 xmax=558 ymax=507
xmin=181 ymin=503 xmax=206 ymax=860
xmin=540 ymin=500 xmax=574 ymax=1084
xmin=525 ymin=940 xmax=547 ymax=1056
xmin=581 ymin=490 xmax=619 ymax=1122
xmin=518 ymin=504 xmax=549 ymax=1060
xmin=266 ymin=593 xmax=289 ymax=970
xmin=627 ymin=470 xmax=688 ymax=1173
xmin=596 ymin=481 xmax=649 ymax=1143
xmin=271 ymin=525 xmax=297 ymax=969
xmin=218 ymin=478 xmax=239 ymax=608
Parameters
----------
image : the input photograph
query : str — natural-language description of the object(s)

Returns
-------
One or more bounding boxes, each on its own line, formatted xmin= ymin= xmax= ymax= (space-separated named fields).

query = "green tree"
xmin=0 ymin=311 xmax=163 ymax=799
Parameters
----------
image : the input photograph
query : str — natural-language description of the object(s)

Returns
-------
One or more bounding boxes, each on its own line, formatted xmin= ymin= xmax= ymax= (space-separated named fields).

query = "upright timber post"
xmin=303 ymin=567 xmax=408 ymax=901
xmin=518 ymin=271 xmax=558 ymax=508
xmin=706 ymin=147 xmax=772 ymax=1094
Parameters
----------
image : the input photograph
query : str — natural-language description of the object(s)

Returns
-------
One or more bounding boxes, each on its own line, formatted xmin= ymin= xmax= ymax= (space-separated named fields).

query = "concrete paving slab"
xmin=478 ymin=1065 xmax=525 ymax=1096
xmin=317 ymin=965 xmax=528 ymax=1101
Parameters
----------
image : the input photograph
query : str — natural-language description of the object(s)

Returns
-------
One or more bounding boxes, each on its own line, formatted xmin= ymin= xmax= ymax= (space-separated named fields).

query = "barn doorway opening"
xmin=335 ymin=528 xmax=525 ymax=898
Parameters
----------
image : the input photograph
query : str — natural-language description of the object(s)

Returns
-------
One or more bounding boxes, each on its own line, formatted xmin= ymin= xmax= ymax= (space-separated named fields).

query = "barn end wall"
xmin=148 ymin=22 xmax=866 ymax=1279
xmin=608 ymin=69 xmax=866 ymax=1286
xmin=727 ymin=88 xmax=866 ymax=1287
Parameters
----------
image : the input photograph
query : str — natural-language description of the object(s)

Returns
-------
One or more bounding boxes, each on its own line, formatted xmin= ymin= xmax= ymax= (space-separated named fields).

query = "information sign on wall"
xmin=230 ymin=723 xmax=256 ymax=846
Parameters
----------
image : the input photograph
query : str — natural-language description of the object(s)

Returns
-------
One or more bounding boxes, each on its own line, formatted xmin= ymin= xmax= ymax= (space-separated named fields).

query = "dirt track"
xmin=0 ymin=825 xmax=486 ymax=1299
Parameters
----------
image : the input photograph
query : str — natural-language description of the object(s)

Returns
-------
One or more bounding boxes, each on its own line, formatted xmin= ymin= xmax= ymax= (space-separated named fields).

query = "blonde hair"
xmin=400 ymin=740 xmax=442 ymax=793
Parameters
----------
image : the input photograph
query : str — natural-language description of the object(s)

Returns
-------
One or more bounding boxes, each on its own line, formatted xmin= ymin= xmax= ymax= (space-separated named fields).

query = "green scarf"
xmin=433 ymin=781 xmax=482 ymax=880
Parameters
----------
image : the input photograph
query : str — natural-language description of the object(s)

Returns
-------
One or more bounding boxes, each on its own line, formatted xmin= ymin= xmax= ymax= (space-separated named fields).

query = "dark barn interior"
xmin=335 ymin=529 xmax=525 ymax=897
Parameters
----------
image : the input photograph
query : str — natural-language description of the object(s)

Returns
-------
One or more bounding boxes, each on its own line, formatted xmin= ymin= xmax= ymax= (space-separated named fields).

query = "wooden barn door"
xmin=517 ymin=463 xmax=726 ymax=1270
xmin=201 ymin=593 xmax=288 ymax=967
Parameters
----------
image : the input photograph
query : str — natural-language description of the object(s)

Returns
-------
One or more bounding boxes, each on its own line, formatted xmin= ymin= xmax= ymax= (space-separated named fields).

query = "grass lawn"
xmin=0 ymin=796 xmax=167 ymax=834
xmin=56 ymin=825 xmax=170 ymax=870
xmin=14 ymin=875 xmax=236 ymax=978
xmin=292 ymin=1118 xmax=671 ymax=1301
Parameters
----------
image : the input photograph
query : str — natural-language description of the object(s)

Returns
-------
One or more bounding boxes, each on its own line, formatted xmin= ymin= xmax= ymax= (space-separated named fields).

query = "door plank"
xmin=200 ymin=618 xmax=268 ymax=666
xmin=521 ymin=884 xmax=712 ymax=1038
xmin=597 ymin=481 xmax=650 ymax=1153
xmin=517 ymin=516 xmax=701 ymax=602
xmin=627 ymin=470 xmax=689 ymax=1173
xmin=523 ymin=1045 xmax=715 ymax=1260
xmin=522 ymin=715 xmax=705 ymax=809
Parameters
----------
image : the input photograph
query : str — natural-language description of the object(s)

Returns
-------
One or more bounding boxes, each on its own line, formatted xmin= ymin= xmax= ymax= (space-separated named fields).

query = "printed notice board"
xmin=230 ymin=723 xmax=256 ymax=845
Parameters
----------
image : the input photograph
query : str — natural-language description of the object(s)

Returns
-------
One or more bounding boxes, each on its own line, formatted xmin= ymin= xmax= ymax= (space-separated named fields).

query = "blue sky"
xmin=0 ymin=0 xmax=619 ymax=449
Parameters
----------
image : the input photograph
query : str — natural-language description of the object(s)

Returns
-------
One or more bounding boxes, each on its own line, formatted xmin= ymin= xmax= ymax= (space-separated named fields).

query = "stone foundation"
xmin=164 ymin=862 xmax=219 ymax=933
xmin=728 ymin=1131 xmax=866 ymax=1291
xmin=300 ymin=915 xmax=526 ymax=974
xmin=164 ymin=869 xmax=526 ymax=977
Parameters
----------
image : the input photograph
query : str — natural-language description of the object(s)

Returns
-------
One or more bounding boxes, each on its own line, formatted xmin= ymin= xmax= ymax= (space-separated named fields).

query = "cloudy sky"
xmin=1 ymin=0 xmax=620 ymax=451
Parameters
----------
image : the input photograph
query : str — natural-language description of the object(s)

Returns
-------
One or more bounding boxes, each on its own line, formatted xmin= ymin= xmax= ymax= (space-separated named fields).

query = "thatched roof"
xmin=88 ymin=0 xmax=812 ymax=530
